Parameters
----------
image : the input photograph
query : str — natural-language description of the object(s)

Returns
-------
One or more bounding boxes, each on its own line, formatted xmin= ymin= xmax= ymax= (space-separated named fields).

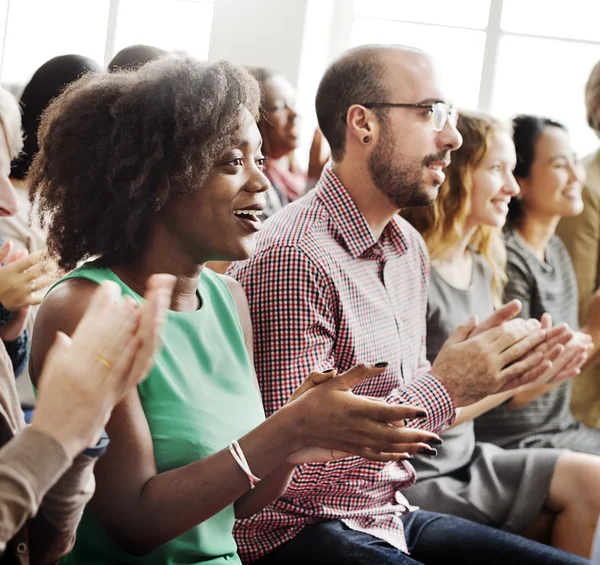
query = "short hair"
xmin=28 ymin=55 xmax=260 ymax=271
xmin=11 ymin=54 xmax=101 ymax=180
xmin=403 ymin=110 xmax=511 ymax=306
xmin=315 ymin=46 xmax=390 ymax=162
xmin=108 ymin=44 xmax=167 ymax=73
xmin=508 ymin=114 xmax=566 ymax=226
xmin=0 ymin=87 xmax=23 ymax=160
xmin=585 ymin=60 xmax=600 ymax=136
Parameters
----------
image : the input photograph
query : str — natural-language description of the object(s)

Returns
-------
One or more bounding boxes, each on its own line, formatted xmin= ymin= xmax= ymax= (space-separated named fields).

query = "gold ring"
xmin=30 ymin=280 xmax=37 ymax=292
xmin=94 ymin=355 xmax=113 ymax=370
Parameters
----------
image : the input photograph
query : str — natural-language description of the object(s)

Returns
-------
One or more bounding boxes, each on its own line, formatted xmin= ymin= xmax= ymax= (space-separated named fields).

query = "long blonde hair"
xmin=403 ymin=110 xmax=510 ymax=307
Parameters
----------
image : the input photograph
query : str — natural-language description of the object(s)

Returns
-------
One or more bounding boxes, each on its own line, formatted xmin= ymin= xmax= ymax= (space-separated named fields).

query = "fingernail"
xmin=321 ymin=368 xmax=335 ymax=373
xmin=416 ymin=411 xmax=427 ymax=418
xmin=427 ymin=437 xmax=443 ymax=446
xmin=402 ymin=454 xmax=415 ymax=460
xmin=375 ymin=362 xmax=389 ymax=368
xmin=418 ymin=447 xmax=438 ymax=456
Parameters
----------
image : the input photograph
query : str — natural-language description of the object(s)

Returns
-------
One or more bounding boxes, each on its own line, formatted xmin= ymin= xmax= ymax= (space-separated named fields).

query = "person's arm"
xmin=0 ymin=427 xmax=74 ymax=556
xmin=556 ymin=183 xmax=600 ymax=324
xmin=30 ymin=278 xmax=438 ymax=556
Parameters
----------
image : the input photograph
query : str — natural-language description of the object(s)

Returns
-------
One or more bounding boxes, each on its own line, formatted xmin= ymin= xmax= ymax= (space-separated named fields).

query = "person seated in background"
xmin=9 ymin=54 xmax=102 ymax=251
xmin=107 ymin=44 xmax=166 ymax=73
xmin=474 ymin=115 xmax=600 ymax=455
xmin=27 ymin=54 xmax=440 ymax=565
xmin=5 ymin=55 xmax=98 ymax=405
xmin=227 ymin=44 xmax=588 ymax=564
xmin=248 ymin=67 xmax=330 ymax=208
xmin=556 ymin=59 xmax=600 ymax=429
xmin=402 ymin=110 xmax=599 ymax=557
xmin=0 ymin=87 xmax=61 ymax=383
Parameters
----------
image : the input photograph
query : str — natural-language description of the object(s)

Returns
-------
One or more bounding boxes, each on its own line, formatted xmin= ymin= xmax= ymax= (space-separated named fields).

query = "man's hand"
xmin=431 ymin=302 xmax=549 ymax=406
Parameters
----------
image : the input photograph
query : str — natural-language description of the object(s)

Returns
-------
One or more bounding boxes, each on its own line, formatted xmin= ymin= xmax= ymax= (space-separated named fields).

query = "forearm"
xmin=234 ymin=462 xmax=296 ymax=519
xmin=449 ymin=389 xmax=516 ymax=428
xmin=508 ymin=383 xmax=557 ymax=409
xmin=104 ymin=407 xmax=300 ymax=555
xmin=4 ymin=331 xmax=28 ymax=376
xmin=0 ymin=427 xmax=72 ymax=551
xmin=28 ymin=454 xmax=96 ymax=564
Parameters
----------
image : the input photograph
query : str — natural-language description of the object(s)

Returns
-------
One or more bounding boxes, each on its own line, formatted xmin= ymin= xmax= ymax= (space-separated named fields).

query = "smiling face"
xmin=366 ymin=51 xmax=463 ymax=209
xmin=160 ymin=108 xmax=270 ymax=263
xmin=517 ymin=126 xmax=585 ymax=220
xmin=467 ymin=131 xmax=519 ymax=229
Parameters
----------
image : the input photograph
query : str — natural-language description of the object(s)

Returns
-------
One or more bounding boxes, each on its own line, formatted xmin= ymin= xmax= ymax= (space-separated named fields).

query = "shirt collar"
xmin=316 ymin=166 xmax=408 ymax=258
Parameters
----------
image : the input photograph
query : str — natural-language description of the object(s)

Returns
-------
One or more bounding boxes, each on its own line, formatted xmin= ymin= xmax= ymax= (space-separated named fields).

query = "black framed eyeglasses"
xmin=358 ymin=102 xmax=458 ymax=132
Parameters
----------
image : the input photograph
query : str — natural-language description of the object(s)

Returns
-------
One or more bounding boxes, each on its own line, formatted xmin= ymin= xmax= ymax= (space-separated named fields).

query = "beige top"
xmin=556 ymin=149 xmax=600 ymax=324
xmin=0 ymin=337 xmax=95 ymax=564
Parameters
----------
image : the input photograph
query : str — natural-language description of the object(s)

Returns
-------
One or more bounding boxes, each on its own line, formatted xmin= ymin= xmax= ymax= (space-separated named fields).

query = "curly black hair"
xmin=28 ymin=55 xmax=260 ymax=270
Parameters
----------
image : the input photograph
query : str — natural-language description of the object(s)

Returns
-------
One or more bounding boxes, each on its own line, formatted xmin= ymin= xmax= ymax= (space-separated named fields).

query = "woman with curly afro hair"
xmin=26 ymin=54 xmax=440 ymax=565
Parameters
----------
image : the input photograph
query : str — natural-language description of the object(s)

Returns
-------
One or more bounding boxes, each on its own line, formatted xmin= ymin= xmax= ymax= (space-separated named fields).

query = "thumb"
xmin=444 ymin=316 xmax=478 ymax=347
xmin=468 ymin=299 xmax=522 ymax=338
xmin=288 ymin=368 xmax=337 ymax=403
xmin=335 ymin=362 xmax=387 ymax=391
xmin=0 ymin=241 xmax=12 ymax=265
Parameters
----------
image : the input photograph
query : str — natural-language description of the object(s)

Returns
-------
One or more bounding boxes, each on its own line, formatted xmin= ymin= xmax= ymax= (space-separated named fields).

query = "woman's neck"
xmin=112 ymin=228 xmax=204 ymax=313
xmin=434 ymin=225 xmax=477 ymax=264
xmin=430 ymin=225 xmax=476 ymax=290
xmin=516 ymin=212 xmax=560 ymax=263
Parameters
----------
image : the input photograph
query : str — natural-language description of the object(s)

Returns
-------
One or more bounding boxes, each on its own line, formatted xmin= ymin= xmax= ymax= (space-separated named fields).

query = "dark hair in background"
xmin=10 ymin=54 xmax=102 ymax=180
xmin=315 ymin=45 xmax=389 ymax=162
xmin=28 ymin=55 xmax=260 ymax=270
xmin=108 ymin=44 xmax=167 ymax=73
xmin=507 ymin=114 xmax=566 ymax=226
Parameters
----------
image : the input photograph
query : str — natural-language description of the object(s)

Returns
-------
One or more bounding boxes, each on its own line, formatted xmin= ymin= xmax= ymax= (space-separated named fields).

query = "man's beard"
xmin=368 ymin=128 xmax=446 ymax=209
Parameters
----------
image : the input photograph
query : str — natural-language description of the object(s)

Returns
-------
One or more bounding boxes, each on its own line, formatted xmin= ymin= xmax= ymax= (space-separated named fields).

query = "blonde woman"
xmin=403 ymin=110 xmax=600 ymax=557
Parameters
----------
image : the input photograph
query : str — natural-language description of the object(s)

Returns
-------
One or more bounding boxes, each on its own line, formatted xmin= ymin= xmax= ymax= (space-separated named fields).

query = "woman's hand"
xmin=31 ymin=275 xmax=174 ymax=459
xmin=284 ymin=364 xmax=440 ymax=465
xmin=0 ymin=244 xmax=59 ymax=312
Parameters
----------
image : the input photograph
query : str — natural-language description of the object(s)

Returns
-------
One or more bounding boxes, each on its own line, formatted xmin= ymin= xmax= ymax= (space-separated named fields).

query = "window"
xmin=0 ymin=0 xmax=110 ymax=86
xmin=0 ymin=0 xmax=215 ymax=89
xmin=346 ymin=0 xmax=600 ymax=157
xmin=113 ymin=0 xmax=214 ymax=61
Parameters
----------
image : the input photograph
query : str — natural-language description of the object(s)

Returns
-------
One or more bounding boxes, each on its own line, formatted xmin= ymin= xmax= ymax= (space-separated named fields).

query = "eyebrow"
xmin=416 ymin=97 xmax=448 ymax=106
xmin=549 ymin=154 xmax=570 ymax=163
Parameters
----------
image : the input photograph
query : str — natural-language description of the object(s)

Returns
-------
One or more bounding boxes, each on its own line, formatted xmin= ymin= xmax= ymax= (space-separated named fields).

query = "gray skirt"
xmin=404 ymin=442 xmax=563 ymax=534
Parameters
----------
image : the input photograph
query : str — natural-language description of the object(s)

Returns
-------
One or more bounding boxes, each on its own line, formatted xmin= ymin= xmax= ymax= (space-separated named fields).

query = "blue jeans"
xmin=251 ymin=510 xmax=589 ymax=564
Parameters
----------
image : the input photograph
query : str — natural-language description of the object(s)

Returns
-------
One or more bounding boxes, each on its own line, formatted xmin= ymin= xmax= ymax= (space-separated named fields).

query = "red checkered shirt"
xmin=227 ymin=166 xmax=456 ymax=563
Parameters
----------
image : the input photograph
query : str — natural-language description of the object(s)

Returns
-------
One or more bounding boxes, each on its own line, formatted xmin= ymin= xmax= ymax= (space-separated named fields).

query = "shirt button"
xmin=16 ymin=542 xmax=27 ymax=554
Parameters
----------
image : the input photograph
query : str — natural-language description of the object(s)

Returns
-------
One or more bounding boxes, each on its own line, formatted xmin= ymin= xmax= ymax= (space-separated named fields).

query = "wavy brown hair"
xmin=403 ymin=110 xmax=511 ymax=306
xmin=28 ymin=54 xmax=260 ymax=270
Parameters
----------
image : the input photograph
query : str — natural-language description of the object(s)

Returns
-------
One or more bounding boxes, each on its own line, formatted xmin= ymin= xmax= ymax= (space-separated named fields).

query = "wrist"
xmin=30 ymin=419 xmax=83 ymax=461
xmin=268 ymin=403 xmax=306 ymax=455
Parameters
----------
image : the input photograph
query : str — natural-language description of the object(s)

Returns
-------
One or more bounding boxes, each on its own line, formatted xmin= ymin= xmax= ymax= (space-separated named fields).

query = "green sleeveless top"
xmin=59 ymin=262 xmax=265 ymax=565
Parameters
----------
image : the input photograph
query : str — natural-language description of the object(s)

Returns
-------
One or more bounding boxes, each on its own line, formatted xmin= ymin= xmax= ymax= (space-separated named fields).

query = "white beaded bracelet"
xmin=228 ymin=440 xmax=261 ymax=489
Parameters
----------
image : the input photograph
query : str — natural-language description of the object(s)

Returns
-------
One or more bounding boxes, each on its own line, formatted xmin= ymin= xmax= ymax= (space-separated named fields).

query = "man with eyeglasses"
xmin=227 ymin=45 xmax=586 ymax=564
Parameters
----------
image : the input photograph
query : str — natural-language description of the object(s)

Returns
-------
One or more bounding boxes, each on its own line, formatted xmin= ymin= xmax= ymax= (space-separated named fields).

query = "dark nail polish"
xmin=403 ymin=454 xmax=415 ymax=460
xmin=427 ymin=437 xmax=443 ymax=446
xmin=418 ymin=447 xmax=438 ymax=456
xmin=321 ymin=368 xmax=335 ymax=373
xmin=375 ymin=362 xmax=389 ymax=368
xmin=416 ymin=411 xmax=427 ymax=418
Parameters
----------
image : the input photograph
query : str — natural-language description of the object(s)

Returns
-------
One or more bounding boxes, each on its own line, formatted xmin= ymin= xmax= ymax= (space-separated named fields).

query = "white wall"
xmin=208 ymin=0 xmax=308 ymax=87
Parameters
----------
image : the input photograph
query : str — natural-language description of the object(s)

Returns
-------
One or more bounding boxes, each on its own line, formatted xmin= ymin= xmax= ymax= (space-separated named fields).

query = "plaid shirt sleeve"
xmin=228 ymin=244 xmax=338 ymax=417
